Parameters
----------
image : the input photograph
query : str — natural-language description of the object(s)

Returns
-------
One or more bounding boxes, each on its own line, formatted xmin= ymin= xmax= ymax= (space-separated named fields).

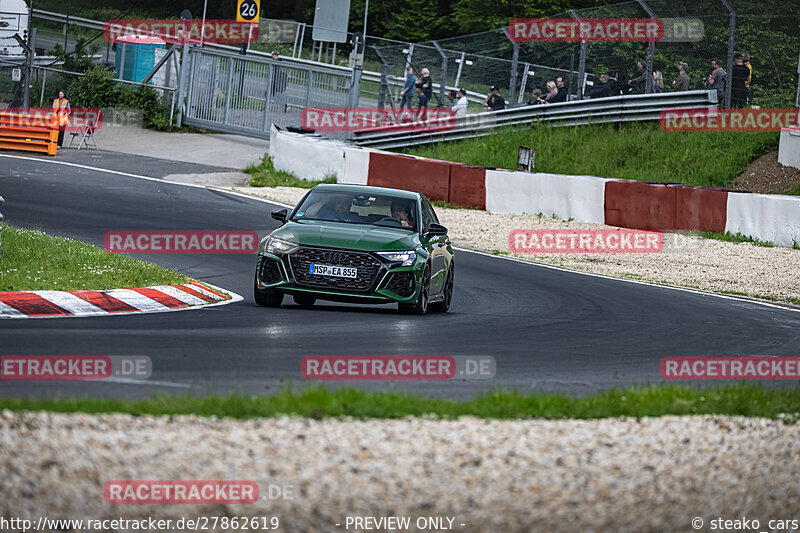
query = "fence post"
xmin=518 ymin=63 xmax=529 ymax=104
xmin=636 ymin=0 xmax=656 ymax=94
xmin=432 ymin=41 xmax=447 ymax=106
xmin=176 ymin=43 xmax=188 ymax=127
xmin=501 ymin=28 xmax=519 ymax=106
xmin=454 ymin=52 xmax=465 ymax=88
xmin=796 ymin=48 xmax=800 ymax=108
xmin=403 ymin=43 xmax=414 ymax=81
xmin=569 ymin=10 xmax=587 ymax=100
xmin=720 ymin=0 xmax=736 ymax=108
xmin=372 ymin=44 xmax=390 ymax=110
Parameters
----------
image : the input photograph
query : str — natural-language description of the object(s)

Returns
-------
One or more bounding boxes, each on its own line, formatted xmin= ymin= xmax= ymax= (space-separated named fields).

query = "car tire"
xmin=254 ymin=276 xmax=283 ymax=308
xmin=431 ymin=262 xmax=454 ymax=313
xmin=293 ymin=294 xmax=316 ymax=307
xmin=398 ymin=264 xmax=430 ymax=315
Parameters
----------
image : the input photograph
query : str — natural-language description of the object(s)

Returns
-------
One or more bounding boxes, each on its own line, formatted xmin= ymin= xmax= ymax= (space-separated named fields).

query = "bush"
xmin=114 ymin=84 xmax=169 ymax=129
xmin=67 ymin=66 xmax=117 ymax=107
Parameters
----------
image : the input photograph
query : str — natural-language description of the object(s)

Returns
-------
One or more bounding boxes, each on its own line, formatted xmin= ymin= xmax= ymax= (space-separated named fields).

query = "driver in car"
xmin=390 ymin=202 xmax=413 ymax=227
xmin=317 ymin=197 xmax=360 ymax=222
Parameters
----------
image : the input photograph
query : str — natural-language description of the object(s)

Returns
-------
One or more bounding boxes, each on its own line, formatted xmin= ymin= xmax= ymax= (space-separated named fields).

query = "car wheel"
xmin=431 ymin=262 xmax=454 ymax=313
xmin=399 ymin=264 xmax=430 ymax=315
xmin=293 ymin=294 xmax=316 ymax=307
xmin=254 ymin=276 xmax=283 ymax=307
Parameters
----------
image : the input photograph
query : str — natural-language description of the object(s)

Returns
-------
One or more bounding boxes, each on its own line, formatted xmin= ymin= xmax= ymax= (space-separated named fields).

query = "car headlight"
xmin=265 ymin=236 xmax=297 ymax=254
xmin=377 ymin=250 xmax=416 ymax=267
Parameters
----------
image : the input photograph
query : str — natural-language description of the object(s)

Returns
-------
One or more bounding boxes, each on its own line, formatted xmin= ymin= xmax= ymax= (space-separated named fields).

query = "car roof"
xmin=311 ymin=183 xmax=421 ymax=201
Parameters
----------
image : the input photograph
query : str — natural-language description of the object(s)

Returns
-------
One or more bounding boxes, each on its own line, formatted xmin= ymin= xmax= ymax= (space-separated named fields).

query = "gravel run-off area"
xmin=3 ymin=410 xmax=800 ymax=533
xmin=231 ymin=185 xmax=800 ymax=305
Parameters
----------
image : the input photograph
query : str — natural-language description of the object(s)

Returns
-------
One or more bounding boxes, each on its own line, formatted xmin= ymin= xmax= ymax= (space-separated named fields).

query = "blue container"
xmin=114 ymin=35 xmax=166 ymax=82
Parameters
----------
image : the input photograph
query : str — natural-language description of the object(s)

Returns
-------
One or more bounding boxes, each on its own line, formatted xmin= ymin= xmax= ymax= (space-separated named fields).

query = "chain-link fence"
xmin=14 ymin=1 xmax=800 ymax=114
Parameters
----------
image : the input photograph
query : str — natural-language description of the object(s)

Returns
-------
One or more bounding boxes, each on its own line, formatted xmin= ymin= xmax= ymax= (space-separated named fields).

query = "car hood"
xmin=272 ymin=221 xmax=420 ymax=251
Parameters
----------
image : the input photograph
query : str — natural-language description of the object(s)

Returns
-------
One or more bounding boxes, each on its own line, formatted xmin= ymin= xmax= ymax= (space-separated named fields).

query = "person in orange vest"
xmin=52 ymin=90 xmax=71 ymax=147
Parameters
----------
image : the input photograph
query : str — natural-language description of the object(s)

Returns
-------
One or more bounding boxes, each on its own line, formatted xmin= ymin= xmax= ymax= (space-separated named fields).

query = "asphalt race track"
xmin=1 ymin=153 xmax=799 ymax=399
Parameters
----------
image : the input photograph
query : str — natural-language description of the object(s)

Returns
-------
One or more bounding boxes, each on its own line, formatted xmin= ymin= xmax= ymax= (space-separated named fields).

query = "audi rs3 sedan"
xmin=254 ymin=184 xmax=454 ymax=314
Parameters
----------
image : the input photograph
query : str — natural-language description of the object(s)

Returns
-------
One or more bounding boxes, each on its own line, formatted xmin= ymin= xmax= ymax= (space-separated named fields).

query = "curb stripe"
xmin=0 ymin=301 xmax=27 ymax=317
xmin=190 ymin=282 xmax=227 ymax=299
xmin=0 ymin=283 xmax=234 ymax=318
xmin=35 ymin=291 xmax=108 ymax=316
xmin=103 ymin=289 xmax=171 ymax=312
xmin=151 ymin=285 xmax=207 ymax=306
xmin=129 ymin=287 xmax=190 ymax=309
xmin=69 ymin=291 xmax=140 ymax=313
xmin=171 ymin=284 xmax=217 ymax=303
xmin=0 ymin=292 xmax=70 ymax=316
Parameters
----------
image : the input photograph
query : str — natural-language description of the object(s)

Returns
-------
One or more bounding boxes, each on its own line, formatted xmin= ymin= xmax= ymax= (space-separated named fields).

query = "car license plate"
xmin=309 ymin=264 xmax=358 ymax=278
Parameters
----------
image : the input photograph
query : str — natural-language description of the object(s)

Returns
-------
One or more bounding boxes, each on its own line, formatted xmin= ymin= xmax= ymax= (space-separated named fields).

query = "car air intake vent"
xmin=259 ymin=259 xmax=284 ymax=284
xmin=291 ymin=247 xmax=382 ymax=292
xmin=385 ymin=272 xmax=415 ymax=297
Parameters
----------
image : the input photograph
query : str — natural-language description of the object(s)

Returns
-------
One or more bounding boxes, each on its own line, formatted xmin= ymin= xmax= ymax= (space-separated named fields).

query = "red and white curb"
xmin=0 ymin=281 xmax=242 ymax=319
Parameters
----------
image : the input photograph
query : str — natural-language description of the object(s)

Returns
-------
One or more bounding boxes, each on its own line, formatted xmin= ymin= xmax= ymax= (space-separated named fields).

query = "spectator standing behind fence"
xmin=528 ymin=88 xmax=544 ymax=105
xmin=628 ymin=60 xmax=647 ymax=93
xmin=550 ymin=77 xmax=568 ymax=102
xmin=742 ymin=52 xmax=752 ymax=103
xmin=589 ymin=74 xmax=612 ymax=98
xmin=707 ymin=59 xmax=727 ymax=103
xmin=672 ymin=62 xmax=690 ymax=91
xmin=452 ymin=88 xmax=468 ymax=117
xmin=271 ymin=51 xmax=288 ymax=112
xmin=52 ymin=90 xmax=70 ymax=148
xmin=731 ymin=54 xmax=750 ymax=108
xmin=399 ymin=67 xmax=416 ymax=114
xmin=653 ymin=71 xmax=664 ymax=93
xmin=543 ymin=81 xmax=560 ymax=103
xmin=416 ymin=68 xmax=432 ymax=120
xmin=483 ymin=86 xmax=506 ymax=110
xmin=614 ymin=70 xmax=632 ymax=95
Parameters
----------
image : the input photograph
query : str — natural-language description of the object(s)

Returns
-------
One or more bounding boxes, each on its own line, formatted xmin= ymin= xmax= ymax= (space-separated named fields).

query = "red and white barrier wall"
xmin=269 ymin=128 xmax=800 ymax=248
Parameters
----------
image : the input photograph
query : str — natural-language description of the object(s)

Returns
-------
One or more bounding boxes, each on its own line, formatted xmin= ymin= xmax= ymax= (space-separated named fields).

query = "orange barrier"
xmin=448 ymin=163 xmax=486 ymax=209
xmin=0 ymin=112 xmax=59 ymax=156
xmin=367 ymin=152 xmax=450 ymax=202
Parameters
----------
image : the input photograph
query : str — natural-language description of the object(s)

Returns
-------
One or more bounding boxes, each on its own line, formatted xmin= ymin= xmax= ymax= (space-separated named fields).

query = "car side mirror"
xmin=271 ymin=208 xmax=288 ymax=223
xmin=427 ymin=223 xmax=448 ymax=236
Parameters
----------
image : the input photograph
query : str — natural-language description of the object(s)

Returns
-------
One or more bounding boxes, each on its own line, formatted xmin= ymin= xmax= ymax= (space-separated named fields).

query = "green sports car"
xmin=254 ymin=184 xmax=454 ymax=314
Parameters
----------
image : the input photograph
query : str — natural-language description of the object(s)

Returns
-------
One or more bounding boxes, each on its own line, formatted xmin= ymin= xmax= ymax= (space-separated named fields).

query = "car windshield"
xmin=291 ymin=190 xmax=418 ymax=231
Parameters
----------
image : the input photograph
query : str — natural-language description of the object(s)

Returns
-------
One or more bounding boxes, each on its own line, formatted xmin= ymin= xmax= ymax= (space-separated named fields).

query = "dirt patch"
xmin=734 ymin=150 xmax=800 ymax=194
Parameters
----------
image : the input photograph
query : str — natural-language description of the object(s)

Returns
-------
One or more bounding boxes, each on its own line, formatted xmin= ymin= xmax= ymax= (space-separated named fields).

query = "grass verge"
xmin=404 ymin=122 xmax=779 ymax=188
xmin=246 ymin=155 xmax=337 ymax=188
xmin=0 ymin=224 xmax=188 ymax=291
xmin=698 ymin=231 xmax=775 ymax=247
xmin=2 ymin=384 xmax=799 ymax=421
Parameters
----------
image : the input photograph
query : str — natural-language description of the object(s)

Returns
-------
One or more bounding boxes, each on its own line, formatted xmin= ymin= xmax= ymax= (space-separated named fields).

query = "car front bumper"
xmin=255 ymin=248 xmax=425 ymax=304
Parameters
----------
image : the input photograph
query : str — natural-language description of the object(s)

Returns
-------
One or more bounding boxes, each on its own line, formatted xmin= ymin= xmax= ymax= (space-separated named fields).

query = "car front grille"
xmin=259 ymin=258 xmax=284 ymax=284
xmin=290 ymin=247 xmax=383 ymax=292
xmin=385 ymin=271 xmax=415 ymax=297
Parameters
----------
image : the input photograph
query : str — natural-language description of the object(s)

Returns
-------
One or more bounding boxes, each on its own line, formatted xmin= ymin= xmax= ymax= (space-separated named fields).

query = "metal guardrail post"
xmin=569 ymin=10 xmax=587 ymax=100
xmin=372 ymin=44 xmax=390 ymax=110
xmin=432 ymin=41 xmax=447 ymax=106
xmin=720 ymin=0 xmax=736 ymax=109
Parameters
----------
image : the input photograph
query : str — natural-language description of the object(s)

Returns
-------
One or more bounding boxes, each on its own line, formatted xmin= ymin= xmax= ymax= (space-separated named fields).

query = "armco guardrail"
xmin=351 ymin=90 xmax=718 ymax=149
xmin=0 ymin=112 xmax=59 ymax=156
